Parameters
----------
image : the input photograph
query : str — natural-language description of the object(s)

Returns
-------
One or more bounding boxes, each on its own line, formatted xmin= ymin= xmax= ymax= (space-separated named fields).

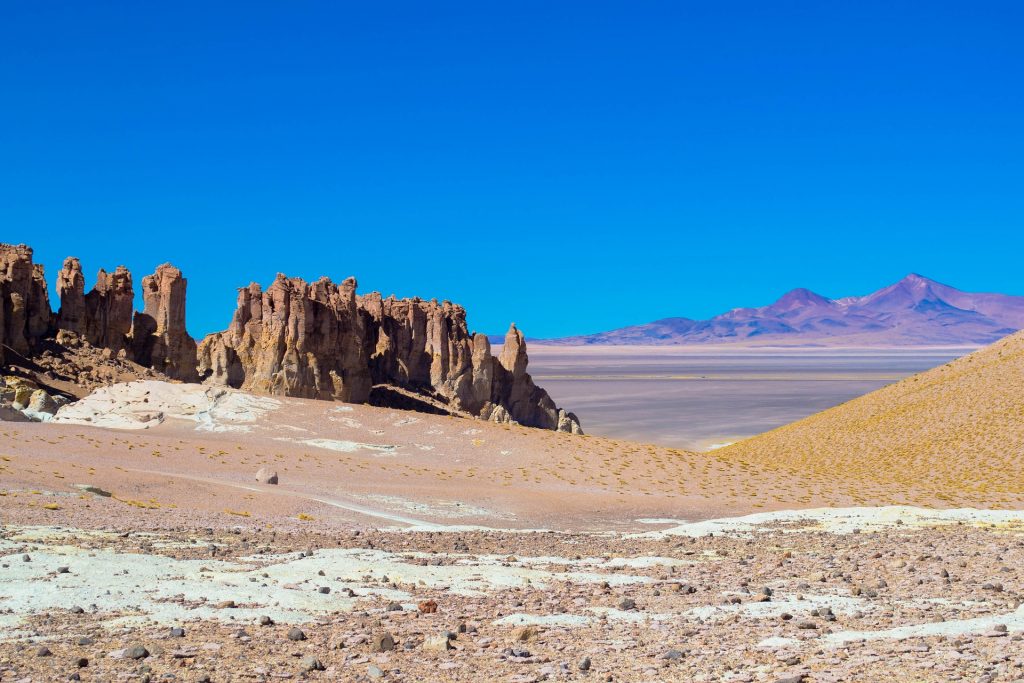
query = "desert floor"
xmin=2 ymin=379 xmax=1024 ymax=682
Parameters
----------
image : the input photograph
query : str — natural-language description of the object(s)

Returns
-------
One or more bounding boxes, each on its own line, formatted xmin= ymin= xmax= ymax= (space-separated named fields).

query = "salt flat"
xmin=527 ymin=345 xmax=969 ymax=449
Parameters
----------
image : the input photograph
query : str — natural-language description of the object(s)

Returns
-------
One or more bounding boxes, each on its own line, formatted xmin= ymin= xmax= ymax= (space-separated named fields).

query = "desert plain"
xmin=3 ymin=331 xmax=1024 ymax=682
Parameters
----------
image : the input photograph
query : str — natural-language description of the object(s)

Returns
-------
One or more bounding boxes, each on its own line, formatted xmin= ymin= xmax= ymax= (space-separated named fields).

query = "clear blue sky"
xmin=2 ymin=2 xmax=1022 ymax=339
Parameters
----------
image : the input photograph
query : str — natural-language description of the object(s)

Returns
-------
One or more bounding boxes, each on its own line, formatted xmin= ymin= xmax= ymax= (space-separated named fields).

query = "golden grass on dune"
xmin=719 ymin=330 xmax=1024 ymax=507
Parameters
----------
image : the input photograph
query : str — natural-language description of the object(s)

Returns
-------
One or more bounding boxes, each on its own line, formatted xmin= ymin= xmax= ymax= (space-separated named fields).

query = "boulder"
xmin=255 ymin=468 xmax=278 ymax=485
xmin=371 ymin=632 xmax=395 ymax=652
xmin=26 ymin=389 xmax=58 ymax=417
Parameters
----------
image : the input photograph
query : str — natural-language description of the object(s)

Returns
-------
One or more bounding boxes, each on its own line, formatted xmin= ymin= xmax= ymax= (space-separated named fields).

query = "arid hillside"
xmin=721 ymin=330 xmax=1024 ymax=506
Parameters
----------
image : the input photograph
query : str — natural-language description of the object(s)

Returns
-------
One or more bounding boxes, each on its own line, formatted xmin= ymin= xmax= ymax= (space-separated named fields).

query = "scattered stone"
xmin=423 ymin=635 xmax=455 ymax=652
xmin=512 ymin=626 xmax=538 ymax=642
xmin=75 ymin=484 xmax=113 ymax=497
xmin=125 ymin=645 xmax=149 ymax=660
xmin=371 ymin=632 xmax=395 ymax=652
xmin=300 ymin=655 xmax=325 ymax=672
xmin=255 ymin=468 xmax=279 ymax=485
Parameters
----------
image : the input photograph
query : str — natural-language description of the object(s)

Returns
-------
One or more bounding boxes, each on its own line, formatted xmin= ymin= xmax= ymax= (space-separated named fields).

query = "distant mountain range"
xmin=538 ymin=275 xmax=1024 ymax=347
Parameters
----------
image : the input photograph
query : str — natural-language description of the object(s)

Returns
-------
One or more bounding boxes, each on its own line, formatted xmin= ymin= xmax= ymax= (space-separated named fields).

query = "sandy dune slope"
xmin=721 ymin=330 xmax=1024 ymax=507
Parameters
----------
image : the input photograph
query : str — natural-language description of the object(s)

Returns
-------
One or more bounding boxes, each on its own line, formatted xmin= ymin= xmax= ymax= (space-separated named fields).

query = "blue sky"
xmin=2 ymin=1 xmax=1022 ymax=338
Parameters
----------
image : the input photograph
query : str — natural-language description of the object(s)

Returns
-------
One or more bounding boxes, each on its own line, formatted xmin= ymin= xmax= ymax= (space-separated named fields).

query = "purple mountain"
xmin=544 ymin=274 xmax=1024 ymax=346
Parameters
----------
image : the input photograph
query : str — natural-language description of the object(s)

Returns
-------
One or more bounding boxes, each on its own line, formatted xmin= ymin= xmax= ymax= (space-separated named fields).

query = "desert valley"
xmin=3 ymin=4 xmax=1023 ymax=681
xmin=3 ymin=242 xmax=1024 ymax=683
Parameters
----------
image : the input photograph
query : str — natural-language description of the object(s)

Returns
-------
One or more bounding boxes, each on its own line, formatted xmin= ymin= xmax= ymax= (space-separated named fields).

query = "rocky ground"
xmin=2 ymin=517 xmax=1024 ymax=682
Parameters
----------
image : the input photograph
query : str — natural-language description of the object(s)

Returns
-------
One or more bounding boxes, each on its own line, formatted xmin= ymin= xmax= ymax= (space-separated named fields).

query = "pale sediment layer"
xmin=2 ymin=510 xmax=1023 ymax=682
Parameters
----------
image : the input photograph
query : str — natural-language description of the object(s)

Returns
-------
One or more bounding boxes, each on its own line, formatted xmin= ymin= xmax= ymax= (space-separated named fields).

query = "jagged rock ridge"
xmin=0 ymin=244 xmax=580 ymax=433
xmin=56 ymin=257 xmax=135 ymax=353
xmin=199 ymin=275 xmax=582 ymax=433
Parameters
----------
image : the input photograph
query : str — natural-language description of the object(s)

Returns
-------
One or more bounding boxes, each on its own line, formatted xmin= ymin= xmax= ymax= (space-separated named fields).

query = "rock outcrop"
xmin=84 ymin=266 xmax=135 ymax=353
xmin=131 ymin=264 xmax=198 ymax=382
xmin=0 ymin=244 xmax=52 ymax=361
xmin=198 ymin=275 xmax=372 ymax=402
xmin=0 ymin=375 xmax=66 ymax=422
xmin=55 ymin=257 xmax=87 ymax=336
xmin=57 ymin=258 xmax=135 ymax=353
xmin=200 ymin=275 xmax=581 ymax=433
xmin=1 ymin=243 xmax=579 ymax=434
xmin=492 ymin=323 xmax=582 ymax=433
xmin=358 ymin=294 xmax=480 ymax=412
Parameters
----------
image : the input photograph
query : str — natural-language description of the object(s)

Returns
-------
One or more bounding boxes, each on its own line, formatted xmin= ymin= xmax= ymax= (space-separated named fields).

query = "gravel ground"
xmin=3 ymin=519 xmax=1024 ymax=682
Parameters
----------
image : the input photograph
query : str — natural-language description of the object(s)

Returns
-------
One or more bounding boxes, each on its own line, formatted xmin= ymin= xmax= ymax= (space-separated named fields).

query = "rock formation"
xmin=492 ymin=323 xmax=583 ymax=433
xmin=0 ymin=244 xmax=52 ymax=362
xmin=198 ymin=275 xmax=372 ymax=403
xmin=1 ymin=243 xmax=580 ymax=434
xmin=131 ymin=264 xmax=198 ymax=382
xmin=56 ymin=258 xmax=135 ymax=353
xmin=55 ymin=257 xmax=86 ymax=336
xmin=85 ymin=266 xmax=135 ymax=353
xmin=200 ymin=275 xmax=582 ymax=433
xmin=358 ymin=293 xmax=479 ymax=411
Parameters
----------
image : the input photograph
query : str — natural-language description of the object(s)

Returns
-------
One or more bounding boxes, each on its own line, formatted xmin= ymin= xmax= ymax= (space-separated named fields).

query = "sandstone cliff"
xmin=200 ymin=276 xmax=582 ymax=433
xmin=2 ymin=244 xmax=195 ymax=388
xmin=56 ymin=258 xmax=135 ymax=353
xmin=0 ymin=244 xmax=52 ymax=361
xmin=2 ymin=243 xmax=580 ymax=433
xmin=131 ymin=264 xmax=199 ymax=382
xmin=197 ymin=275 xmax=371 ymax=402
